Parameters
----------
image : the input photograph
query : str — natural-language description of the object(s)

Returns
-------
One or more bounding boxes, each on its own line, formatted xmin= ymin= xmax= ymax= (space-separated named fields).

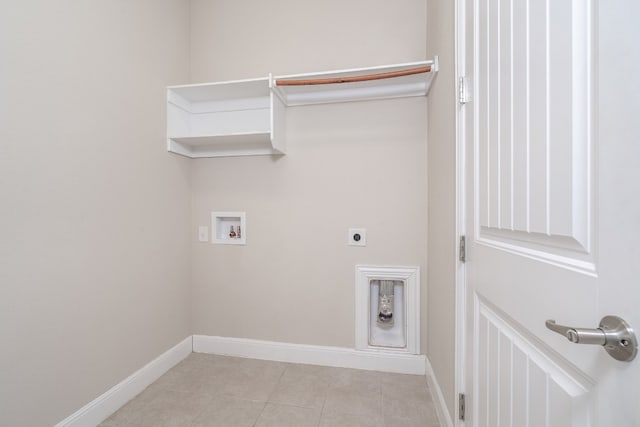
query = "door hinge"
xmin=459 ymin=235 xmax=466 ymax=263
xmin=459 ymin=393 xmax=466 ymax=420
xmin=458 ymin=76 xmax=469 ymax=104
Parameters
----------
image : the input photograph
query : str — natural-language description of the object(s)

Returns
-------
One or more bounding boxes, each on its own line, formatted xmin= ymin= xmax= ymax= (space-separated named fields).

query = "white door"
xmin=459 ymin=0 xmax=640 ymax=425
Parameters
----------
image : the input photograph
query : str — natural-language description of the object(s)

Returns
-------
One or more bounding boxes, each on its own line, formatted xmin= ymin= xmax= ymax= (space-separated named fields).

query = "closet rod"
xmin=275 ymin=65 xmax=432 ymax=86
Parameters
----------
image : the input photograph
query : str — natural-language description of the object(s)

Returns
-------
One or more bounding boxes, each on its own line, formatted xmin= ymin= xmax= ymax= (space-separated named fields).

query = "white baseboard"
xmin=56 ymin=334 xmax=428 ymax=426
xmin=193 ymin=335 xmax=426 ymax=375
xmin=425 ymin=357 xmax=454 ymax=427
xmin=55 ymin=336 xmax=193 ymax=427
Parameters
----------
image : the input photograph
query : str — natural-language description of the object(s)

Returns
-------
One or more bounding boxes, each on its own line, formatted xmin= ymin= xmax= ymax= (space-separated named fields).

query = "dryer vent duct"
xmin=377 ymin=280 xmax=395 ymax=326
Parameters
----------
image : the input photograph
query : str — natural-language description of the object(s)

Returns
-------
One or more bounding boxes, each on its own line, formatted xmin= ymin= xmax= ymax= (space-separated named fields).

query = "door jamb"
xmin=454 ymin=0 xmax=468 ymax=424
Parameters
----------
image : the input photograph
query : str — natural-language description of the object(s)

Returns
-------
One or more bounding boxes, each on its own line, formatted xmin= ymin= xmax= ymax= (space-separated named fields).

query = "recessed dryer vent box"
xmin=211 ymin=211 xmax=246 ymax=245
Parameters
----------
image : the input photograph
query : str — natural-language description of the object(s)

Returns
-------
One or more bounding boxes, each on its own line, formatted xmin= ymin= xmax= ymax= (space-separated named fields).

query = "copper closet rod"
xmin=275 ymin=65 xmax=431 ymax=86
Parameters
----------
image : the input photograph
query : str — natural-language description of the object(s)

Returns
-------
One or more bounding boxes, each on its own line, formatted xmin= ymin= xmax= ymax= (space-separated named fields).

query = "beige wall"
xmin=426 ymin=0 xmax=457 ymax=420
xmin=190 ymin=0 xmax=429 ymax=350
xmin=190 ymin=0 xmax=428 ymax=81
xmin=0 ymin=1 xmax=442 ymax=424
xmin=0 ymin=1 xmax=192 ymax=425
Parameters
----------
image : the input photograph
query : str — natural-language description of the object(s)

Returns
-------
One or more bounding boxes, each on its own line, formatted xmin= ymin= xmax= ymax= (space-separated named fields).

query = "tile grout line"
xmin=251 ymin=401 xmax=268 ymax=427
xmin=265 ymin=362 xmax=289 ymax=402
xmin=379 ymin=375 xmax=386 ymax=427
xmin=315 ymin=376 xmax=330 ymax=427
xmin=252 ymin=362 xmax=289 ymax=426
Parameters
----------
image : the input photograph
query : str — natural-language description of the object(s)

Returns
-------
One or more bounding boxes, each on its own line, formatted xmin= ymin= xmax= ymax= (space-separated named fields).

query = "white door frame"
xmin=454 ymin=0 xmax=467 ymax=424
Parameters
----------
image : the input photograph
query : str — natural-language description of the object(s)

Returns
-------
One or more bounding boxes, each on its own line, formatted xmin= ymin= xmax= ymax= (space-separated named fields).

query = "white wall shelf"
xmin=272 ymin=59 xmax=438 ymax=106
xmin=167 ymin=77 xmax=286 ymax=158
xmin=166 ymin=58 xmax=437 ymax=158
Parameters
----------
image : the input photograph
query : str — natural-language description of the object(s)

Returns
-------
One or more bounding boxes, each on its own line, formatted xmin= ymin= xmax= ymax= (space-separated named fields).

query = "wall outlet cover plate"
xmin=348 ymin=228 xmax=367 ymax=246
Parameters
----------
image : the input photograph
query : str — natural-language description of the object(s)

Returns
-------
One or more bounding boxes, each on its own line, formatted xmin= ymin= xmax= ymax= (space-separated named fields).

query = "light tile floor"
xmin=100 ymin=353 xmax=441 ymax=427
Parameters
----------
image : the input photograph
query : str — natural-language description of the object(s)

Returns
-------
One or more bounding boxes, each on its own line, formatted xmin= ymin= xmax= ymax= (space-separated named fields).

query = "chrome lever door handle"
xmin=545 ymin=316 xmax=638 ymax=362
xmin=545 ymin=320 xmax=606 ymax=345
